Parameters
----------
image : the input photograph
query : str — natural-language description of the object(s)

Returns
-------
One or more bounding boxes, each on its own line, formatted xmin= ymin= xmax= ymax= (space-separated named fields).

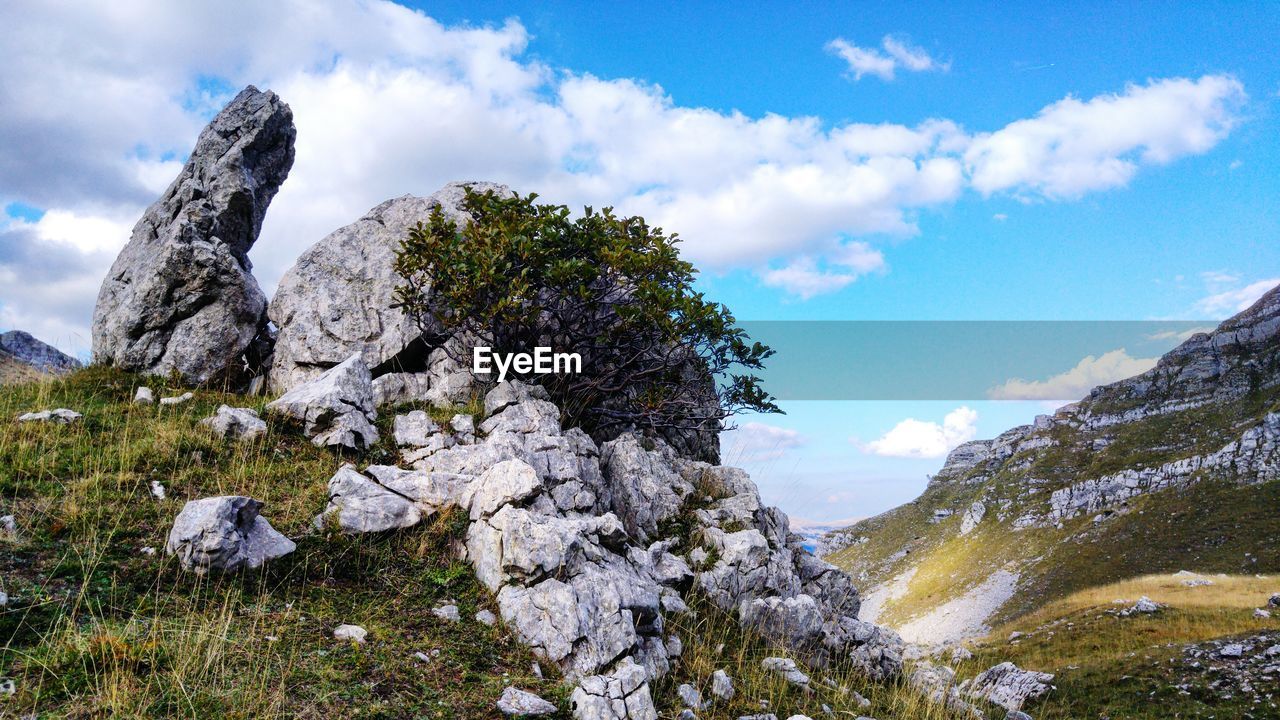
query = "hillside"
xmin=0 ymin=368 xmax=991 ymax=719
xmin=824 ymin=286 xmax=1280 ymax=718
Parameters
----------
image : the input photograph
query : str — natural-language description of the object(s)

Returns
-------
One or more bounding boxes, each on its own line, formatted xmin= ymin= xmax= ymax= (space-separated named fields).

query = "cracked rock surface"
xmin=92 ymin=86 xmax=294 ymax=386
xmin=321 ymin=379 xmax=901 ymax=716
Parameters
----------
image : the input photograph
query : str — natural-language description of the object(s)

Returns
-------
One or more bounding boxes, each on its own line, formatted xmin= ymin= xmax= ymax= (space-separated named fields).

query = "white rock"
xmin=159 ymin=392 xmax=194 ymax=406
xmin=333 ymin=624 xmax=368 ymax=643
xmin=149 ymin=480 xmax=166 ymax=500
xmin=497 ymin=686 xmax=557 ymax=716
xmin=17 ymin=408 xmax=82 ymax=423
xmin=476 ymin=609 xmax=498 ymax=626
xmin=761 ymin=656 xmax=810 ymax=687
xmin=200 ymin=405 xmax=267 ymax=441
xmin=711 ymin=669 xmax=735 ymax=700
xmin=433 ymin=604 xmax=461 ymax=622
xmin=165 ymin=496 xmax=295 ymax=573
xmin=265 ymin=353 xmax=378 ymax=450
xmin=133 ymin=387 xmax=154 ymax=405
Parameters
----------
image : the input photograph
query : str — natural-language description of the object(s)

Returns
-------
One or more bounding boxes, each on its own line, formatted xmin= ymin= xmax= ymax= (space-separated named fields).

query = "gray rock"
xmin=160 ymin=392 xmax=193 ymax=406
xmin=314 ymin=465 xmax=421 ymax=533
xmin=394 ymin=410 xmax=441 ymax=447
xmin=600 ymin=433 xmax=693 ymax=542
xmin=475 ymin=609 xmax=498 ymax=626
xmin=333 ymin=624 xmax=367 ymax=643
xmin=761 ymin=656 xmax=810 ymax=687
xmin=432 ymin=604 xmax=461 ymax=622
xmin=17 ymin=408 xmax=81 ymax=423
xmin=966 ymin=662 xmax=1054 ymax=712
xmin=0 ymin=330 xmax=81 ymax=373
xmin=133 ymin=387 xmax=154 ymax=405
xmin=677 ymin=683 xmax=702 ymax=709
xmin=497 ymin=686 xmax=557 ymax=716
xmin=1006 ymin=712 xmax=1033 ymax=720
xmin=960 ymin=501 xmax=985 ymax=535
xmin=165 ymin=496 xmax=295 ymax=572
xmin=199 ymin=405 xmax=267 ymax=441
xmin=570 ymin=657 xmax=658 ymax=720
xmin=711 ymin=669 xmax=735 ymax=700
xmin=266 ymin=353 xmax=378 ymax=449
xmin=268 ymin=182 xmax=511 ymax=394
xmin=92 ymin=87 xmax=294 ymax=386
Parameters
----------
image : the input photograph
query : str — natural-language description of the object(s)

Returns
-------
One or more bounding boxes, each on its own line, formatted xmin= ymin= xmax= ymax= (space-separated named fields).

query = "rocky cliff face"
xmin=91 ymin=86 xmax=294 ymax=386
xmin=827 ymin=283 xmax=1280 ymax=647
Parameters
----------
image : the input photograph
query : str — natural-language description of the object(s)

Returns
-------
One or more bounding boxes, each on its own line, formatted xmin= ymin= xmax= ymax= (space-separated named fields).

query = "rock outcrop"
xmin=165 ymin=496 xmax=295 ymax=573
xmin=267 ymin=182 xmax=509 ymax=395
xmin=313 ymin=379 xmax=900 ymax=713
xmin=0 ymin=331 xmax=81 ymax=374
xmin=92 ymin=86 xmax=295 ymax=386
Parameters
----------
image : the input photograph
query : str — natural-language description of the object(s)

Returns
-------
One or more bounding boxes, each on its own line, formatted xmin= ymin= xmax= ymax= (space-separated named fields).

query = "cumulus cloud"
xmin=859 ymin=406 xmax=978 ymax=459
xmin=826 ymin=36 xmax=948 ymax=82
xmin=0 ymin=1 xmax=1252 ymax=353
xmin=759 ymin=241 xmax=886 ymax=299
xmin=1195 ymin=273 xmax=1279 ymax=317
xmin=722 ymin=422 xmax=807 ymax=462
xmin=988 ymin=349 xmax=1158 ymax=402
xmin=966 ymin=75 xmax=1246 ymax=199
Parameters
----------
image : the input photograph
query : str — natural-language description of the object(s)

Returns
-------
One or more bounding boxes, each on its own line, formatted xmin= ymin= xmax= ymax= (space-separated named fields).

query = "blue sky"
xmin=2 ymin=1 xmax=1277 ymax=521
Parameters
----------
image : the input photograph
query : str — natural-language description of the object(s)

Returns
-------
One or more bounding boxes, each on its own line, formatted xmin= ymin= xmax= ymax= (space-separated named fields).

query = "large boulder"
xmin=267 ymin=182 xmax=510 ymax=395
xmin=92 ymin=86 xmax=294 ymax=386
xmin=0 ymin=331 xmax=81 ymax=374
xmin=165 ymin=496 xmax=295 ymax=573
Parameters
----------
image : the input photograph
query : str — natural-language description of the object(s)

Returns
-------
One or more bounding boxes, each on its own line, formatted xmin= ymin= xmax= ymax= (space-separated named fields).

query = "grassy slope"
xmin=1 ymin=369 xmax=969 ymax=719
xmin=970 ymin=574 xmax=1280 ymax=719
xmin=0 ymin=368 xmax=564 ymax=719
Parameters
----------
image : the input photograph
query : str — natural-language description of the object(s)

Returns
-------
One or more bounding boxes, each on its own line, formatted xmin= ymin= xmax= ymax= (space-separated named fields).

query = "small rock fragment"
xmin=476 ymin=609 xmax=498 ymax=626
xmin=160 ymin=392 xmax=194 ymax=406
xmin=432 ymin=604 xmax=461 ymax=622
xmin=496 ymin=687 xmax=557 ymax=716
xmin=134 ymin=387 xmax=154 ymax=404
xmin=333 ymin=624 xmax=368 ymax=643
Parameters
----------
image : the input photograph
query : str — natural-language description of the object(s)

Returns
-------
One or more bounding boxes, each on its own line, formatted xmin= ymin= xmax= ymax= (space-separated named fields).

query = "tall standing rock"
xmin=92 ymin=86 xmax=295 ymax=386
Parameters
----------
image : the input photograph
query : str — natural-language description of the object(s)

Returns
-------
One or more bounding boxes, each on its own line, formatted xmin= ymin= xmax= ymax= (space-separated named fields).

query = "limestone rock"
xmin=711 ymin=669 xmax=735 ymax=700
xmin=133 ymin=387 xmax=154 ymax=405
xmin=199 ymin=405 xmax=267 ymax=442
xmin=266 ymin=353 xmax=378 ymax=450
xmin=165 ymin=496 xmax=295 ymax=572
xmin=268 ymin=182 xmax=511 ymax=394
xmin=17 ymin=409 xmax=81 ymax=424
xmin=160 ymin=392 xmax=193 ymax=406
xmin=570 ymin=658 xmax=658 ymax=720
xmin=0 ymin=330 xmax=81 ymax=373
xmin=966 ymin=662 xmax=1054 ymax=712
xmin=333 ymin=624 xmax=367 ymax=643
xmin=761 ymin=656 xmax=810 ymax=687
xmin=600 ymin=433 xmax=693 ymax=542
xmin=314 ymin=465 xmax=421 ymax=533
xmin=497 ymin=687 xmax=557 ymax=716
xmin=960 ymin=501 xmax=985 ymax=535
xmin=92 ymin=86 xmax=294 ymax=385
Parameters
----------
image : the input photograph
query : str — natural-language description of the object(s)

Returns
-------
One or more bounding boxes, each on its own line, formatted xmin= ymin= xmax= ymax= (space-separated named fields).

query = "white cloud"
xmin=760 ymin=241 xmax=886 ymax=299
xmin=859 ymin=406 xmax=978 ymax=459
xmin=723 ymin=422 xmax=806 ymax=462
xmin=1196 ymin=277 xmax=1280 ymax=317
xmin=826 ymin=36 xmax=947 ymax=82
xmin=988 ymin=349 xmax=1158 ymax=402
xmin=966 ymin=76 xmax=1246 ymax=198
xmin=0 ymin=1 xmax=1252 ymax=353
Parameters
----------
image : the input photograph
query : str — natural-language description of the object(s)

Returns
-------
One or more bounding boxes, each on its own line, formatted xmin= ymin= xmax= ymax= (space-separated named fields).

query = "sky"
xmin=2 ymin=1 xmax=1278 ymax=522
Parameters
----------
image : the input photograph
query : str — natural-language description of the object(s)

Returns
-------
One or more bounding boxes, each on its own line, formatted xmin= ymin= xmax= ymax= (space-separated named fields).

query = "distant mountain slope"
xmin=825 ymin=284 xmax=1280 ymax=647
xmin=0 ymin=330 xmax=81 ymax=375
